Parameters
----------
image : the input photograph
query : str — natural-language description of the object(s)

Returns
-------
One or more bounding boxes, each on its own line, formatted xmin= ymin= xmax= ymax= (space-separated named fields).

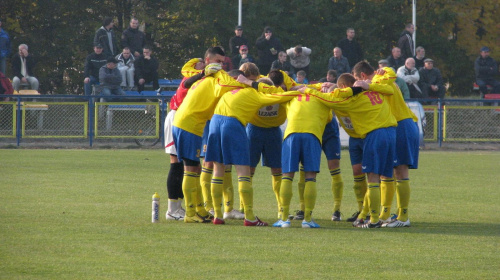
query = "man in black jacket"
xmin=397 ymin=23 xmax=415 ymax=60
xmin=229 ymin=25 xmax=249 ymax=56
xmin=255 ymin=26 xmax=283 ymax=75
xmin=337 ymin=28 xmax=363 ymax=68
xmin=134 ymin=46 xmax=159 ymax=92
xmin=474 ymin=46 xmax=500 ymax=95
xmin=83 ymin=43 xmax=107 ymax=95
xmin=419 ymin=58 xmax=445 ymax=99
xmin=121 ymin=17 xmax=145 ymax=58
xmin=94 ymin=17 xmax=118 ymax=58
xmin=11 ymin=44 xmax=39 ymax=92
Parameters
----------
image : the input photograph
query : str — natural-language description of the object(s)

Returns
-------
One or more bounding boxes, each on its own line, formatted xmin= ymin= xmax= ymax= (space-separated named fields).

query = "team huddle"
xmin=163 ymin=46 xmax=419 ymax=229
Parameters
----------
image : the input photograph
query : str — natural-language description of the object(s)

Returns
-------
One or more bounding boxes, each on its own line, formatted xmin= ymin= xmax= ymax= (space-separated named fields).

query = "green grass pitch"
xmin=1 ymin=149 xmax=499 ymax=279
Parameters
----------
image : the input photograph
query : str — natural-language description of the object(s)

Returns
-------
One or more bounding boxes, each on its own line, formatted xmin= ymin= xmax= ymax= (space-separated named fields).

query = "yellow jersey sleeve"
xmin=181 ymin=58 xmax=203 ymax=77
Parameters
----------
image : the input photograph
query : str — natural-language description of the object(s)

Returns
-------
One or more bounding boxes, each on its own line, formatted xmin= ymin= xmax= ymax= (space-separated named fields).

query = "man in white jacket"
xmin=397 ymin=58 xmax=423 ymax=99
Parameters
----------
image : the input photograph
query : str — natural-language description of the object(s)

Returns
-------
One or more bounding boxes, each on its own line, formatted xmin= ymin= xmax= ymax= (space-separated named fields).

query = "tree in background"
xmin=0 ymin=0 xmax=497 ymax=96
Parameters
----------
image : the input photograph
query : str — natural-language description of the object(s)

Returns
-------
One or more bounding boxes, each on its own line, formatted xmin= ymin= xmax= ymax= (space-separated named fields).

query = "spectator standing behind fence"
xmin=474 ymin=46 xmax=500 ymax=95
xmin=11 ymin=44 xmax=39 ymax=92
xmin=116 ymin=47 xmax=135 ymax=90
xmin=121 ymin=17 xmax=145 ymax=58
xmin=0 ymin=19 xmax=11 ymax=75
xmin=256 ymin=26 xmax=283 ymax=75
xmin=99 ymin=57 xmax=125 ymax=101
xmin=397 ymin=23 xmax=415 ymax=60
xmin=84 ymin=43 xmax=107 ymax=95
xmin=328 ymin=47 xmax=350 ymax=76
xmin=270 ymin=51 xmax=291 ymax=75
xmin=387 ymin=47 xmax=405 ymax=71
xmin=232 ymin=45 xmax=254 ymax=69
xmin=337 ymin=27 xmax=363 ymax=68
xmin=414 ymin=46 xmax=426 ymax=70
xmin=94 ymin=17 xmax=118 ymax=58
xmin=397 ymin=58 xmax=423 ymax=98
xmin=378 ymin=59 xmax=409 ymax=99
xmin=229 ymin=25 xmax=249 ymax=56
xmin=134 ymin=46 xmax=159 ymax=92
xmin=286 ymin=45 xmax=311 ymax=77
xmin=418 ymin=58 xmax=445 ymax=99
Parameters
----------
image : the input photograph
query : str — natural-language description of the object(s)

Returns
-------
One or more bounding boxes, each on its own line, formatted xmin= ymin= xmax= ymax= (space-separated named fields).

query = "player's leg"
xmin=322 ymin=119 xmax=344 ymax=221
xmin=379 ymin=175 xmax=395 ymax=222
xmin=348 ymin=137 xmax=367 ymax=223
xmin=211 ymin=162 xmax=225 ymax=224
xmin=301 ymin=134 xmax=322 ymax=228
xmin=199 ymin=121 xmax=214 ymax=213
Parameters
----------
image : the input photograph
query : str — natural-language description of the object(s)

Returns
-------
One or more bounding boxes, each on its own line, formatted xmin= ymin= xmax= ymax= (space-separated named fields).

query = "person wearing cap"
xmin=287 ymin=45 xmax=312 ymax=77
xmin=84 ymin=43 xmax=107 ymax=95
xmin=0 ymin=18 xmax=11 ymax=75
xmin=378 ymin=59 xmax=410 ymax=99
xmin=474 ymin=46 xmax=500 ymax=95
xmin=256 ymin=26 xmax=283 ymax=75
xmin=94 ymin=16 xmax=118 ymax=58
xmin=229 ymin=25 xmax=249 ymax=56
xmin=419 ymin=58 xmax=445 ymax=100
xmin=11 ymin=44 xmax=39 ymax=92
xmin=99 ymin=56 xmax=125 ymax=101
xmin=231 ymin=44 xmax=254 ymax=69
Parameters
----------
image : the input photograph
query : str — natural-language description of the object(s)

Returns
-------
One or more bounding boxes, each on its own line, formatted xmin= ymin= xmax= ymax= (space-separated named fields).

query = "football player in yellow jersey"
xmin=353 ymin=62 xmax=419 ymax=227
xmin=205 ymin=69 xmax=300 ymax=226
xmin=303 ymin=73 xmax=397 ymax=228
xmin=172 ymin=46 xmax=249 ymax=223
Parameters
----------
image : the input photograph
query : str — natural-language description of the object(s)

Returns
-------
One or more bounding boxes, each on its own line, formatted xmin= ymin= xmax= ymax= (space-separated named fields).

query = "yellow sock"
xmin=223 ymin=169 xmax=234 ymax=212
xmin=353 ymin=174 xmax=367 ymax=212
xmin=304 ymin=178 xmax=317 ymax=222
xmin=280 ymin=176 xmax=293 ymax=221
xmin=379 ymin=178 xmax=395 ymax=220
xmin=182 ymin=171 xmax=199 ymax=217
xmin=298 ymin=166 xmax=305 ymax=211
xmin=272 ymin=173 xmax=282 ymax=213
xmin=330 ymin=168 xmax=343 ymax=212
xmin=359 ymin=191 xmax=370 ymax=219
xmin=194 ymin=177 xmax=208 ymax=216
xmin=200 ymin=167 xmax=213 ymax=211
xmin=367 ymin=183 xmax=381 ymax=223
xmin=396 ymin=179 xmax=411 ymax=222
xmin=239 ymin=175 xmax=247 ymax=213
xmin=238 ymin=176 xmax=254 ymax=220
xmin=210 ymin=176 xmax=224 ymax=218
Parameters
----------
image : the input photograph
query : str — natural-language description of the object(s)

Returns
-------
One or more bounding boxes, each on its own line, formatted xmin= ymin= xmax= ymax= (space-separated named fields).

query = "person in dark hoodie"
xmin=84 ymin=43 xmax=108 ymax=95
xmin=255 ymin=26 xmax=283 ymax=75
xmin=397 ymin=23 xmax=415 ymax=60
xmin=94 ymin=17 xmax=118 ymax=58
xmin=121 ymin=17 xmax=145 ymax=58
xmin=134 ymin=46 xmax=159 ymax=92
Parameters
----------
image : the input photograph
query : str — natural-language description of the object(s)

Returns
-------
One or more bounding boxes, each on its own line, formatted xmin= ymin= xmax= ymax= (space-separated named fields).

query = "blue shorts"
xmin=348 ymin=137 xmax=364 ymax=166
xmin=172 ymin=126 xmax=202 ymax=162
xmin=322 ymin=118 xmax=341 ymax=160
xmin=395 ymin=118 xmax=420 ymax=169
xmin=282 ymin=133 xmax=322 ymax=173
xmin=200 ymin=120 xmax=210 ymax=158
xmin=362 ymin=127 xmax=396 ymax=178
xmin=205 ymin=115 xmax=250 ymax=166
xmin=246 ymin=123 xmax=282 ymax=168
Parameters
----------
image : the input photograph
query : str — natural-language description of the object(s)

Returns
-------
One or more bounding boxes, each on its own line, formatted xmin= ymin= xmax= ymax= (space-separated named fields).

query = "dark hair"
xmin=143 ymin=45 xmax=152 ymax=52
xmin=352 ymin=60 xmax=374 ymax=77
xmin=295 ymin=45 xmax=303 ymax=54
xmin=205 ymin=46 xmax=225 ymax=58
xmin=327 ymin=70 xmax=337 ymax=77
xmin=268 ymin=70 xmax=284 ymax=86
xmin=103 ymin=17 xmax=113 ymax=27
xmin=227 ymin=69 xmax=244 ymax=78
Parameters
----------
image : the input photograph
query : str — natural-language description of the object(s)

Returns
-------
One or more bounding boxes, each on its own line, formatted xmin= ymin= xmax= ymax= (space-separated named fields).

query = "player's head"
xmin=257 ymin=77 xmax=274 ymax=86
xmin=239 ymin=62 xmax=260 ymax=81
xmin=227 ymin=69 xmax=244 ymax=79
xmin=205 ymin=46 xmax=225 ymax=65
xmin=336 ymin=73 xmax=356 ymax=88
xmin=268 ymin=70 xmax=284 ymax=87
xmin=352 ymin=60 xmax=375 ymax=81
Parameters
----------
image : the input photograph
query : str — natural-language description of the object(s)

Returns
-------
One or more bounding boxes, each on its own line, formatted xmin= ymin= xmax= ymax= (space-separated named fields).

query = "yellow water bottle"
xmin=152 ymin=192 xmax=160 ymax=223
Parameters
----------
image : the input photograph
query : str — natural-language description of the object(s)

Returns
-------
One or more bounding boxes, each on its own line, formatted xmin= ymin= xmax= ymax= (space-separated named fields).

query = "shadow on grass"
xmin=312 ymin=218 xmax=500 ymax=237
